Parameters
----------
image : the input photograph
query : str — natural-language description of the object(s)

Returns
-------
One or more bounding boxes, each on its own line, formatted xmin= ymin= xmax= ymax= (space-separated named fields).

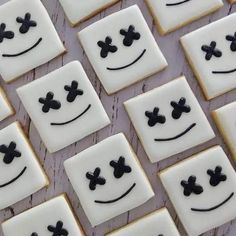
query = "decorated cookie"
xmin=0 ymin=87 xmax=14 ymax=122
xmin=159 ymin=146 xmax=236 ymax=236
xmin=0 ymin=122 xmax=48 ymax=210
xmin=212 ymin=101 xmax=236 ymax=163
xmin=64 ymin=133 xmax=154 ymax=226
xmin=17 ymin=61 xmax=110 ymax=153
xmin=2 ymin=194 xmax=84 ymax=236
xmin=124 ymin=76 xmax=215 ymax=163
xmin=145 ymin=0 xmax=223 ymax=35
xmin=59 ymin=0 xmax=120 ymax=26
xmin=78 ymin=5 xmax=167 ymax=95
xmin=0 ymin=0 xmax=65 ymax=82
xmin=181 ymin=13 xmax=236 ymax=100
xmin=106 ymin=208 xmax=180 ymax=236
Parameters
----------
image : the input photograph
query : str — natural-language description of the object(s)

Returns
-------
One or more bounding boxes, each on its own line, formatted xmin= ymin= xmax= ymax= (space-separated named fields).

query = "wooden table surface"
xmin=0 ymin=0 xmax=236 ymax=235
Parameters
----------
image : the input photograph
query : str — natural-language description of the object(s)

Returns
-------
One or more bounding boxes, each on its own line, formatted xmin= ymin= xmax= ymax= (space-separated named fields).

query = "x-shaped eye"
xmin=110 ymin=156 xmax=132 ymax=178
xmin=207 ymin=166 xmax=227 ymax=187
xmin=201 ymin=41 xmax=222 ymax=61
xmin=120 ymin=25 xmax=140 ymax=47
xmin=181 ymin=175 xmax=203 ymax=197
xmin=47 ymin=221 xmax=68 ymax=236
xmin=39 ymin=92 xmax=61 ymax=113
xmin=16 ymin=13 xmax=37 ymax=34
xmin=0 ymin=23 xmax=14 ymax=43
xmin=171 ymin=97 xmax=191 ymax=119
xmin=97 ymin=36 xmax=117 ymax=58
xmin=0 ymin=141 xmax=21 ymax=164
xmin=145 ymin=107 xmax=166 ymax=127
xmin=86 ymin=167 xmax=106 ymax=191
xmin=226 ymin=32 xmax=236 ymax=52
xmin=64 ymin=80 xmax=83 ymax=103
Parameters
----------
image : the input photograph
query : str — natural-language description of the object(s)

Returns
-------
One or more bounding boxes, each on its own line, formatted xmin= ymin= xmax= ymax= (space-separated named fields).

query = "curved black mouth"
xmin=94 ymin=183 xmax=136 ymax=204
xmin=2 ymin=37 xmax=42 ymax=58
xmin=50 ymin=104 xmax=91 ymax=126
xmin=212 ymin=67 xmax=236 ymax=74
xmin=154 ymin=123 xmax=196 ymax=142
xmin=191 ymin=192 xmax=234 ymax=212
xmin=0 ymin=166 xmax=27 ymax=188
xmin=106 ymin=49 xmax=146 ymax=71
xmin=166 ymin=0 xmax=190 ymax=6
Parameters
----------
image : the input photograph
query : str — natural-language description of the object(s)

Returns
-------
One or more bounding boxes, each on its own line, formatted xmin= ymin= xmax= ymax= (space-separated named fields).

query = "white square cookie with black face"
xmin=0 ymin=87 xmax=14 ymax=122
xmin=64 ymin=133 xmax=154 ymax=226
xmin=0 ymin=122 xmax=48 ymax=210
xmin=17 ymin=61 xmax=110 ymax=153
xmin=78 ymin=5 xmax=167 ymax=95
xmin=124 ymin=76 xmax=215 ymax=163
xmin=59 ymin=0 xmax=120 ymax=26
xmin=159 ymin=146 xmax=236 ymax=236
xmin=0 ymin=0 xmax=65 ymax=82
xmin=106 ymin=208 xmax=180 ymax=236
xmin=2 ymin=195 xmax=84 ymax=236
xmin=181 ymin=13 xmax=236 ymax=100
xmin=145 ymin=0 xmax=223 ymax=35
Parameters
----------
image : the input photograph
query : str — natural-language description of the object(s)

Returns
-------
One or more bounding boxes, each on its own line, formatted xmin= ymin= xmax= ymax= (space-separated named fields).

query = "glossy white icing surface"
xmin=181 ymin=13 xmax=236 ymax=99
xmin=160 ymin=146 xmax=236 ymax=236
xmin=145 ymin=0 xmax=223 ymax=34
xmin=124 ymin=76 xmax=215 ymax=163
xmin=64 ymin=133 xmax=154 ymax=226
xmin=0 ymin=0 xmax=65 ymax=82
xmin=78 ymin=5 xmax=167 ymax=94
xmin=17 ymin=61 xmax=110 ymax=153
xmin=0 ymin=87 xmax=13 ymax=122
xmin=0 ymin=122 xmax=48 ymax=210
xmin=2 ymin=195 xmax=84 ymax=236
xmin=59 ymin=0 xmax=120 ymax=26
xmin=107 ymin=208 xmax=180 ymax=236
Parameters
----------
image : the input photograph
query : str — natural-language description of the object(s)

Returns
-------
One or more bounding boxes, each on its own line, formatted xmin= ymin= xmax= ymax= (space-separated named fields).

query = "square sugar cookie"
xmin=181 ymin=13 xmax=236 ymax=100
xmin=0 ymin=0 xmax=65 ymax=82
xmin=2 ymin=194 xmax=84 ymax=236
xmin=64 ymin=133 xmax=154 ymax=226
xmin=106 ymin=208 xmax=180 ymax=236
xmin=0 ymin=122 xmax=48 ymax=210
xmin=124 ymin=76 xmax=215 ymax=163
xmin=17 ymin=61 xmax=110 ymax=153
xmin=145 ymin=0 xmax=223 ymax=35
xmin=78 ymin=5 xmax=167 ymax=95
xmin=159 ymin=146 xmax=236 ymax=236
xmin=59 ymin=0 xmax=120 ymax=26
xmin=0 ymin=87 xmax=14 ymax=122
xmin=212 ymin=101 xmax=236 ymax=163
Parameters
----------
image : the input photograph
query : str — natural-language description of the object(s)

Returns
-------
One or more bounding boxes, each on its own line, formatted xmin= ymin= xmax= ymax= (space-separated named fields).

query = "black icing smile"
xmin=2 ymin=37 xmax=42 ymax=57
xmin=166 ymin=0 xmax=190 ymax=6
xmin=94 ymin=183 xmax=136 ymax=204
xmin=106 ymin=49 xmax=146 ymax=71
xmin=50 ymin=104 xmax=91 ymax=126
xmin=212 ymin=67 xmax=236 ymax=74
xmin=0 ymin=166 xmax=27 ymax=188
xmin=154 ymin=123 xmax=196 ymax=142
xmin=191 ymin=192 xmax=234 ymax=212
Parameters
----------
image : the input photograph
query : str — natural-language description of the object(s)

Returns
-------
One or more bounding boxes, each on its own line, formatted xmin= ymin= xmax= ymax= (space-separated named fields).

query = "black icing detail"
xmin=64 ymin=80 xmax=83 ymax=103
xmin=31 ymin=233 xmax=38 ymax=236
xmin=212 ymin=67 xmax=236 ymax=74
xmin=191 ymin=192 xmax=234 ymax=212
xmin=181 ymin=176 xmax=203 ymax=197
xmin=110 ymin=156 xmax=132 ymax=178
xmin=106 ymin=49 xmax=146 ymax=71
xmin=226 ymin=32 xmax=236 ymax=51
xmin=86 ymin=167 xmax=106 ymax=191
xmin=207 ymin=166 xmax=227 ymax=187
xmin=171 ymin=97 xmax=191 ymax=119
xmin=0 ymin=141 xmax=21 ymax=164
xmin=39 ymin=92 xmax=61 ymax=113
xmin=0 ymin=23 xmax=14 ymax=43
xmin=145 ymin=107 xmax=166 ymax=127
xmin=16 ymin=13 xmax=37 ymax=34
xmin=166 ymin=0 xmax=190 ymax=6
xmin=120 ymin=25 xmax=140 ymax=47
xmin=97 ymin=36 xmax=117 ymax=58
xmin=201 ymin=41 xmax=222 ymax=61
xmin=94 ymin=183 xmax=136 ymax=204
xmin=47 ymin=221 xmax=68 ymax=236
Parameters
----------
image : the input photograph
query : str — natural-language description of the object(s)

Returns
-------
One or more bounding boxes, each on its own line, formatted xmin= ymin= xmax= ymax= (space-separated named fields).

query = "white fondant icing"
xmin=0 ymin=87 xmax=13 ymax=122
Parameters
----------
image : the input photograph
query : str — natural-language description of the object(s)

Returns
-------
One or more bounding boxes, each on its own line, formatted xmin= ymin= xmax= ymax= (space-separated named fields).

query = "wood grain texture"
xmin=0 ymin=0 xmax=236 ymax=235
